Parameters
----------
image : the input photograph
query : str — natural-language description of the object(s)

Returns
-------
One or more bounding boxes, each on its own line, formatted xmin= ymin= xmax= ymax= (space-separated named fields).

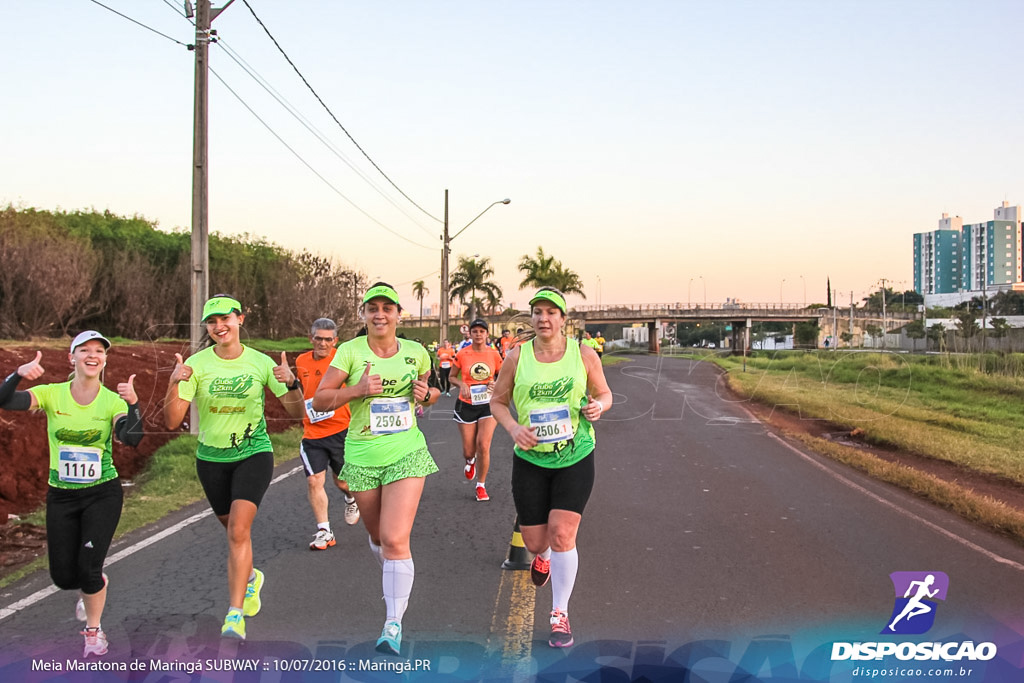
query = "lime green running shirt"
xmin=177 ymin=345 xmax=289 ymax=462
xmin=329 ymin=337 xmax=431 ymax=467
xmin=29 ymin=382 xmax=127 ymax=489
xmin=512 ymin=338 xmax=595 ymax=468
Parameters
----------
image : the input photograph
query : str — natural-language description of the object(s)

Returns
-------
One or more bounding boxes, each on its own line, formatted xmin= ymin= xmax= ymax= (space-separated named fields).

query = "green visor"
xmin=202 ymin=296 xmax=242 ymax=321
xmin=529 ymin=289 xmax=566 ymax=314
xmin=362 ymin=285 xmax=401 ymax=306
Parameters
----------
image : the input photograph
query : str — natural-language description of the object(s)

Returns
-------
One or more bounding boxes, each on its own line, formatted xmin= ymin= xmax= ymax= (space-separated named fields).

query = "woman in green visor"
xmin=164 ymin=294 xmax=305 ymax=641
xmin=313 ymin=282 xmax=440 ymax=656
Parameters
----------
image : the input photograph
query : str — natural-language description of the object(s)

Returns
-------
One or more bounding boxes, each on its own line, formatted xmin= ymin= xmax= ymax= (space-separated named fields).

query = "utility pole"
xmin=439 ymin=190 xmax=450 ymax=346
xmin=880 ymin=278 xmax=887 ymax=349
xmin=190 ymin=0 xmax=233 ymax=432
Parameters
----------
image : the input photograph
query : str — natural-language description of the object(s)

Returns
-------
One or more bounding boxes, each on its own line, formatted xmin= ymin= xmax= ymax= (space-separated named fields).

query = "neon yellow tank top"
xmin=512 ymin=338 xmax=594 ymax=468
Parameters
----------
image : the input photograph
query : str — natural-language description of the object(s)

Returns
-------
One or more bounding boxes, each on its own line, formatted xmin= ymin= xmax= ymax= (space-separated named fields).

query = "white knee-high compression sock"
xmin=382 ymin=558 xmax=415 ymax=622
xmin=550 ymin=548 xmax=578 ymax=614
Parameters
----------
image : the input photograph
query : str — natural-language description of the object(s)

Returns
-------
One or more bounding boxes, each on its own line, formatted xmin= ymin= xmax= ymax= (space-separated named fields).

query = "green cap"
xmin=362 ymin=284 xmax=401 ymax=306
xmin=529 ymin=289 xmax=566 ymax=314
xmin=202 ymin=296 xmax=242 ymax=321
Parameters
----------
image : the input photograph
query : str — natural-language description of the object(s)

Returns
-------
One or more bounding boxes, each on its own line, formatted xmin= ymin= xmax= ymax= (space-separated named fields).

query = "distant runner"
xmin=450 ymin=318 xmax=502 ymax=501
xmin=436 ymin=340 xmax=455 ymax=396
xmin=0 ymin=331 xmax=143 ymax=657
xmin=295 ymin=318 xmax=360 ymax=550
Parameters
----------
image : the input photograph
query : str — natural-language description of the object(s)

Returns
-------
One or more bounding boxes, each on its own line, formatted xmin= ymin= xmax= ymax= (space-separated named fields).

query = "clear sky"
xmin=3 ymin=1 xmax=1023 ymax=312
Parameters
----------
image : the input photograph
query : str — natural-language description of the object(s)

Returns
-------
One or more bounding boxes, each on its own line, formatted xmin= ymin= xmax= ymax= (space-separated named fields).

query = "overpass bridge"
xmin=570 ymin=302 xmax=918 ymax=352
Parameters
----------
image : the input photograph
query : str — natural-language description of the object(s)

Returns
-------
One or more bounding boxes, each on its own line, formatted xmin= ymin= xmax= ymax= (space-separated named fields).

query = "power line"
xmin=87 ymin=0 xmax=189 ymax=47
xmin=154 ymin=1 xmax=437 ymax=247
xmin=209 ymin=67 xmax=434 ymax=251
xmin=239 ymin=0 xmax=442 ymax=224
xmin=216 ymin=40 xmax=437 ymax=239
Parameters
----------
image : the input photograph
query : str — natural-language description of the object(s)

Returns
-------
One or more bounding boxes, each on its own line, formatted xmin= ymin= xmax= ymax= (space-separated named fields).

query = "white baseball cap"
xmin=70 ymin=330 xmax=111 ymax=353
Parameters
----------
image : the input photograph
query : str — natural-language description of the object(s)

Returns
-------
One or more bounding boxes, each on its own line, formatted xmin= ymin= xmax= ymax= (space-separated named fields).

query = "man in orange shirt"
xmin=451 ymin=318 xmax=503 ymax=501
xmin=294 ymin=318 xmax=360 ymax=550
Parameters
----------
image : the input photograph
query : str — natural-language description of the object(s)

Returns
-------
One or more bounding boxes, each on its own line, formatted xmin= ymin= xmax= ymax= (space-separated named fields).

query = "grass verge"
xmin=1 ymin=428 xmax=303 ymax=589
xmin=789 ymin=433 xmax=1024 ymax=545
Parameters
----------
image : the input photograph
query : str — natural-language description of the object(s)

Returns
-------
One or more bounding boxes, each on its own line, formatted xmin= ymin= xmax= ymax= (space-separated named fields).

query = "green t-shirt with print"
xmin=512 ymin=339 xmax=595 ymax=468
xmin=30 ymin=382 xmax=127 ymax=489
xmin=177 ymin=345 xmax=289 ymax=462
xmin=329 ymin=337 xmax=431 ymax=467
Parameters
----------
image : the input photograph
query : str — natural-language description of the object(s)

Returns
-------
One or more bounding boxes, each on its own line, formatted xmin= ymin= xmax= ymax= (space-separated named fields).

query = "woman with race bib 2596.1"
xmin=491 ymin=287 xmax=612 ymax=649
xmin=312 ymin=283 xmax=440 ymax=656
xmin=163 ymin=295 xmax=305 ymax=641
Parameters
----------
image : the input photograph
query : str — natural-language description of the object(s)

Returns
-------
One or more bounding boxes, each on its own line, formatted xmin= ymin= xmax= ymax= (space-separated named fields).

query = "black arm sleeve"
xmin=0 ymin=373 xmax=31 ymax=411
xmin=114 ymin=402 xmax=144 ymax=447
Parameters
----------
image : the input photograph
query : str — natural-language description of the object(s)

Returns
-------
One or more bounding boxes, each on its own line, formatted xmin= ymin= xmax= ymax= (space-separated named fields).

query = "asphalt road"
xmin=2 ymin=355 xmax=1023 ymax=682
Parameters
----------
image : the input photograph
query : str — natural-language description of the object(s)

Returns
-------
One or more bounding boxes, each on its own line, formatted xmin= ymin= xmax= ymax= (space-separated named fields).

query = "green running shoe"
xmin=243 ymin=568 xmax=264 ymax=617
xmin=375 ymin=620 xmax=402 ymax=655
xmin=221 ymin=612 xmax=246 ymax=640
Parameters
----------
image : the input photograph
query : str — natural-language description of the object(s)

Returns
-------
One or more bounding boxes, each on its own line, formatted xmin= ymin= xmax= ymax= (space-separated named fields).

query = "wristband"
xmin=592 ymin=399 xmax=604 ymax=413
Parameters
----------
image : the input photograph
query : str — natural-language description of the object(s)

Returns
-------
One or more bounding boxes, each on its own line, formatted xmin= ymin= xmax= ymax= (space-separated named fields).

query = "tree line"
xmin=0 ymin=207 xmax=367 ymax=340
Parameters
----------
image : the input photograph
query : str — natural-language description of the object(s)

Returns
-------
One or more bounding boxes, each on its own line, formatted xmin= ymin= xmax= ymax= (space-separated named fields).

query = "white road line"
xmin=765 ymin=431 xmax=1024 ymax=573
xmin=0 ymin=465 xmax=304 ymax=622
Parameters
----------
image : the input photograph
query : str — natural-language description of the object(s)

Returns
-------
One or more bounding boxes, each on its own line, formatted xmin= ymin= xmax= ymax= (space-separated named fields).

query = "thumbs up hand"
xmin=273 ymin=351 xmax=296 ymax=387
xmin=357 ymin=361 xmax=383 ymax=397
xmin=18 ymin=351 xmax=45 ymax=380
xmin=169 ymin=353 xmax=193 ymax=383
xmin=117 ymin=374 xmax=138 ymax=404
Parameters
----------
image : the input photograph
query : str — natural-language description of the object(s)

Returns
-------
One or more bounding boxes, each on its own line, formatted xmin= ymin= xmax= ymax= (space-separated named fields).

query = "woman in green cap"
xmin=491 ymin=286 xmax=613 ymax=649
xmin=313 ymin=282 xmax=440 ymax=656
xmin=164 ymin=294 xmax=305 ymax=641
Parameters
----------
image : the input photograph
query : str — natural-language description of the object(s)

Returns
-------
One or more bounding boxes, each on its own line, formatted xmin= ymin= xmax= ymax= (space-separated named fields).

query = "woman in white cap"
xmin=313 ymin=282 xmax=440 ymax=656
xmin=0 ymin=331 xmax=143 ymax=657
xmin=163 ymin=294 xmax=305 ymax=641
xmin=491 ymin=287 xmax=613 ymax=649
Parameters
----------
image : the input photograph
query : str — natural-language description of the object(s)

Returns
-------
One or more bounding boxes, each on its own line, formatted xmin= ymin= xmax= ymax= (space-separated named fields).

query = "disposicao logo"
xmin=831 ymin=571 xmax=998 ymax=663
xmin=882 ymin=571 xmax=948 ymax=635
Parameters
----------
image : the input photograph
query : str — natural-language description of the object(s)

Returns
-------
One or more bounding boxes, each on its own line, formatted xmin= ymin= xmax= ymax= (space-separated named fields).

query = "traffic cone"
xmin=501 ymin=516 xmax=534 ymax=570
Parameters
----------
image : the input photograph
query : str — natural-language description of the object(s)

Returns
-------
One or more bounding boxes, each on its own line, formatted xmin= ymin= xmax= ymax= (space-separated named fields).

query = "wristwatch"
xmin=287 ymin=377 xmax=302 ymax=392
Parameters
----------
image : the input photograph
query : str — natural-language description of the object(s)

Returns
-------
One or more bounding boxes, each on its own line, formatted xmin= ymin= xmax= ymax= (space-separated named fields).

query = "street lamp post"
xmin=439 ymin=190 xmax=510 ymax=344
xmin=800 ymin=274 xmax=806 ymax=307
xmin=688 ymin=278 xmax=693 ymax=308
xmin=700 ymin=275 xmax=707 ymax=308
xmin=780 ymin=278 xmax=786 ymax=305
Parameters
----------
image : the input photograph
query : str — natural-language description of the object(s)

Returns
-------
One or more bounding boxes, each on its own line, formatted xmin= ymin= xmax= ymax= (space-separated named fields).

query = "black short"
xmin=196 ymin=451 xmax=274 ymax=516
xmin=511 ymin=451 xmax=595 ymax=526
xmin=301 ymin=430 xmax=347 ymax=477
xmin=46 ymin=478 xmax=123 ymax=593
xmin=453 ymin=400 xmax=493 ymax=424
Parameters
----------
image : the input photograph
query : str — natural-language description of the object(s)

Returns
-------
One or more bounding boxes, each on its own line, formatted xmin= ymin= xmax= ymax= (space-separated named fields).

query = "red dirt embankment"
xmin=0 ymin=342 xmax=296 ymax=572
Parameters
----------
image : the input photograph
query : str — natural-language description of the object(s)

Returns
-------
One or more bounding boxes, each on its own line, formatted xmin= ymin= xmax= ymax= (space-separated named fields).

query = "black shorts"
xmin=196 ymin=451 xmax=274 ymax=516
xmin=453 ymin=400 xmax=493 ymax=424
xmin=511 ymin=451 xmax=595 ymax=526
xmin=300 ymin=430 xmax=347 ymax=477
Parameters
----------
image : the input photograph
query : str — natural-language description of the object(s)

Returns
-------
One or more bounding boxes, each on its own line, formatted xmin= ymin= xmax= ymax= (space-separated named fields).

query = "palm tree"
xmin=412 ymin=280 xmax=428 ymax=326
xmin=517 ymin=246 xmax=587 ymax=298
xmin=449 ymin=256 xmax=502 ymax=322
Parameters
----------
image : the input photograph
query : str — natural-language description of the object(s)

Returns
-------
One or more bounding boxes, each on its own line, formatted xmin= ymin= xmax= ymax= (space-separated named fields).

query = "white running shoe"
xmin=310 ymin=528 xmax=336 ymax=550
xmin=344 ymin=499 xmax=361 ymax=525
xmin=81 ymin=627 xmax=109 ymax=657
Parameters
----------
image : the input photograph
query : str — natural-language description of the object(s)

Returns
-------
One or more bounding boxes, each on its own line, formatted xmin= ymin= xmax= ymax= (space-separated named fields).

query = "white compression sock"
xmin=550 ymin=548 xmax=578 ymax=613
xmin=382 ymin=558 xmax=415 ymax=622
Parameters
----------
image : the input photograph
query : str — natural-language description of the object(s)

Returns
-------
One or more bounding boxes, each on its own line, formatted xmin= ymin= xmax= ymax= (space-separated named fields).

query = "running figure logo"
xmin=881 ymin=571 xmax=949 ymax=635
